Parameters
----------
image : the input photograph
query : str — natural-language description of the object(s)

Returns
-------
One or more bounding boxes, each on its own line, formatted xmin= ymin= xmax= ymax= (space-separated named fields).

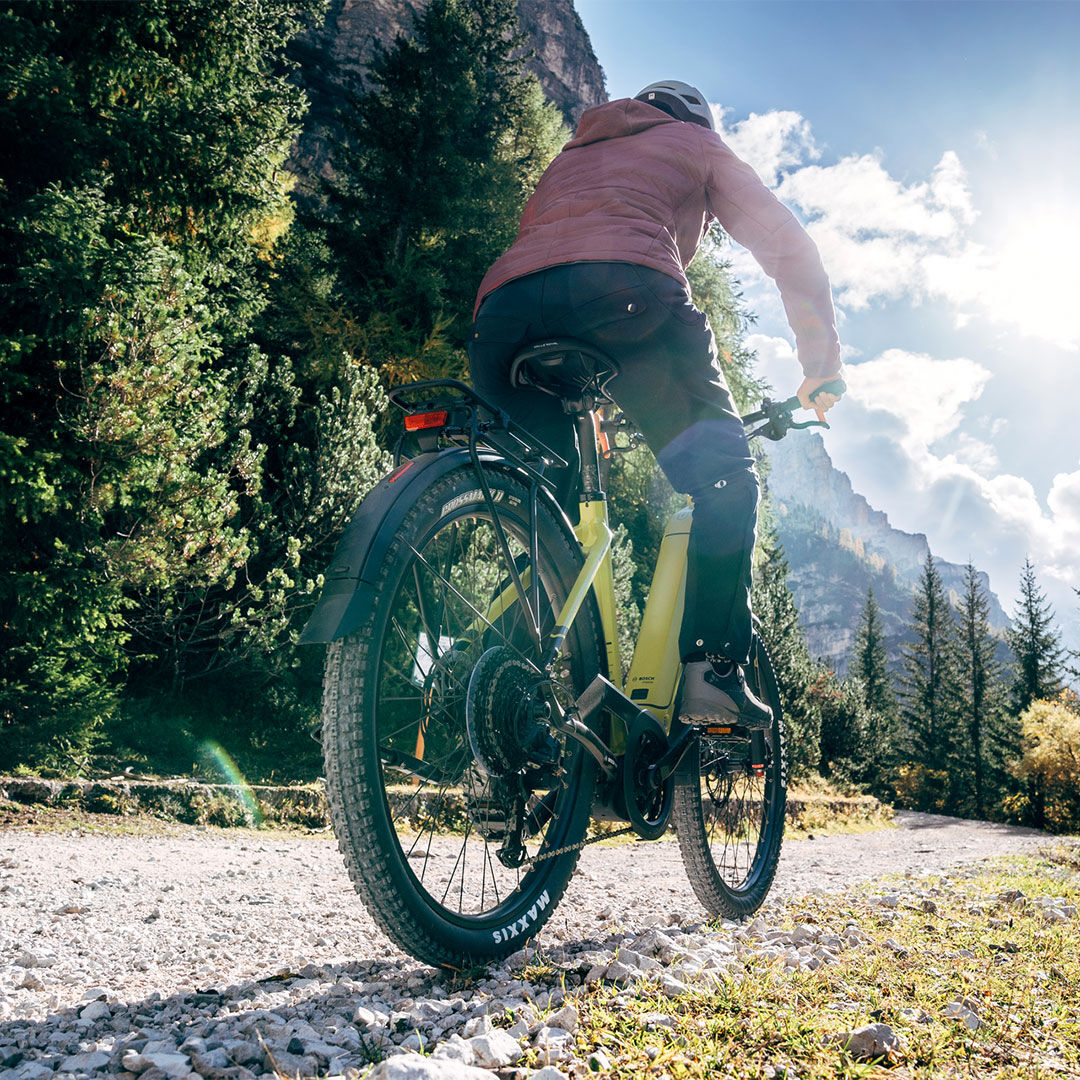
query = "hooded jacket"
xmin=474 ymin=98 xmax=841 ymax=378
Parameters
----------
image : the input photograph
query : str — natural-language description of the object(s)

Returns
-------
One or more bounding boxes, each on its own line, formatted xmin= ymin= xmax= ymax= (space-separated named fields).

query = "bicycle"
xmin=301 ymin=338 xmax=843 ymax=969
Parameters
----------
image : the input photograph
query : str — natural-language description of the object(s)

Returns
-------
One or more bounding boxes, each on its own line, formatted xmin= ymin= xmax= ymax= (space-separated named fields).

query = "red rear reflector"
xmin=386 ymin=461 xmax=415 ymax=483
xmin=404 ymin=410 xmax=448 ymax=431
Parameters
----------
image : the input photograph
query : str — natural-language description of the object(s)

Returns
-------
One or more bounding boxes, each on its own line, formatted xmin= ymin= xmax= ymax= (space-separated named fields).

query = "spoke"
xmin=422 ymin=811 xmax=438 ymax=887
xmin=369 ymin=504 xmax=576 ymax=924
xmin=387 ymin=742 xmax=469 ymax=825
xmin=482 ymin=836 xmax=503 ymax=909
xmin=441 ymin=831 xmax=471 ymax=907
xmin=459 ymin=818 xmax=474 ymax=915
xmin=412 ymin=562 xmax=440 ymax=662
xmin=405 ymin=541 xmax=543 ymax=674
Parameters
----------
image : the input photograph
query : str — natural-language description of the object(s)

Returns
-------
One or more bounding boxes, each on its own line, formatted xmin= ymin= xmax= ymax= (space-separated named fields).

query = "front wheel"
xmin=320 ymin=464 xmax=604 ymax=968
xmin=672 ymin=636 xmax=787 ymax=918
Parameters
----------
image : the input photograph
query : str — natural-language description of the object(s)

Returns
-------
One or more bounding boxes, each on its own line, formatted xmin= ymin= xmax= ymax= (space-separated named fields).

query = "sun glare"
xmin=995 ymin=210 xmax=1080 ymax=350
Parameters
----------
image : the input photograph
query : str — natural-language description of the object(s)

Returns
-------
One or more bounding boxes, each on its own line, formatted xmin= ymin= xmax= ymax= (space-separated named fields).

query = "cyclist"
xmin=468 ymin=80 xmax=842 ymax=730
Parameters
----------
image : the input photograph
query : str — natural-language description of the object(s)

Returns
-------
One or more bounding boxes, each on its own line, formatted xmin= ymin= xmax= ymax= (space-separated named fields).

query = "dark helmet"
xmin=634 ymin=80 xmax=715 ymax=132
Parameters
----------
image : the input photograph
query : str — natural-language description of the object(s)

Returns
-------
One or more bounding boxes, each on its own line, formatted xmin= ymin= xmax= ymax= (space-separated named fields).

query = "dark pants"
xmin=468 ymin=262 xmax=758 ymax=666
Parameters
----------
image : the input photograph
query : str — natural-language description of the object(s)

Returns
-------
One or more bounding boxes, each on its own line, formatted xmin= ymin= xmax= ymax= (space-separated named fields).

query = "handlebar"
xmin=741 ymin=377 xmax=846 ymax=441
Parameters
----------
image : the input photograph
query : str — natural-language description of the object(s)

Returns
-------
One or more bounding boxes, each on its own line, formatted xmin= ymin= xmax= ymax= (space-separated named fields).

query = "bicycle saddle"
xmin=509 ymin=338 xmax=620 ymax=410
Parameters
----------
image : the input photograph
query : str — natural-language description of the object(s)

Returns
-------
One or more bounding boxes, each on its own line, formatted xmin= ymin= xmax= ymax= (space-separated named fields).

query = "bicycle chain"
xmin=520 ymin=823 xmax=636 ymax=867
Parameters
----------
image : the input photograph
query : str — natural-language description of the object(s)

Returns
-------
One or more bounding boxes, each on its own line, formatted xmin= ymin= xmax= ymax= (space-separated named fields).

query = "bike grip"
xmin=809 ymin=377 xmax=846 ymax=402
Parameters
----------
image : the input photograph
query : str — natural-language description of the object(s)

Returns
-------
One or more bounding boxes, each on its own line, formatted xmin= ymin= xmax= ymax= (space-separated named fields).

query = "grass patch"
xmin=557 ymin=842 xmax=1080 ymax=1079
xmin=785 ymin=779 xmax=895 ymax=840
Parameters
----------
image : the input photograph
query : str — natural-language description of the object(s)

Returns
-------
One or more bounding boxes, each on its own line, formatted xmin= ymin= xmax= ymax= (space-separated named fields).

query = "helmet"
xmin=634 ymin=80 xmax=715 ymax=132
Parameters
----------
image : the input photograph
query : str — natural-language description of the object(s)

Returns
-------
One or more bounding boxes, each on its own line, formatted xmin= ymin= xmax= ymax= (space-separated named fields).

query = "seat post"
xmin=573 ymin=408 xmax=604 ymax=504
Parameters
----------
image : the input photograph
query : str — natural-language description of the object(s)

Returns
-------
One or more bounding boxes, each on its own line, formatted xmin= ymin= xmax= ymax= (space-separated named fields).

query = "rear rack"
xmin=388 ymin=378 xmax=568 ymax=489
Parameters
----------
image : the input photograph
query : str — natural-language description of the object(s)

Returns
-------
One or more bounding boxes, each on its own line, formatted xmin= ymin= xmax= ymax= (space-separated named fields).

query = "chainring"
xmin=622 ymin=712 xmax=674 ymax=840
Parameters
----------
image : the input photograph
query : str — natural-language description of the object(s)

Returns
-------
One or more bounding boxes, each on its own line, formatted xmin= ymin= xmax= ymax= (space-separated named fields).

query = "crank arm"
xmin=647 ymin=723 xmax=698 ymax=785
xmin=561 ymin=674 xmax=679 ymax=784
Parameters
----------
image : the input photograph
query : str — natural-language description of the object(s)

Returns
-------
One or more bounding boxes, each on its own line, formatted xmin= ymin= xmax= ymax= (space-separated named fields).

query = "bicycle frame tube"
xmin=440 ymin=502 xmax=617 ymax=679
xmin=624 ymin=507 xmax=691 ymax=733
xmin=560 ymin=499 xmax=620 ymax=678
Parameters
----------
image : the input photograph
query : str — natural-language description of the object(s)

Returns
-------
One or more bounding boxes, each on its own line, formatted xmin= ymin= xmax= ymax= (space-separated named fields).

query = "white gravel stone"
xmin=431 ymin=1033 xmax=477 ymax=1065
xmin=0 ymin=811 xmax=1051 ymax=1078
xmin=462 ymin=1013 xmax=492 ymax=1038
xmin=366 ymin=1055 xmax=496 ymax=1080
xmin=588 ymin=1047 xmax=613 ymax=1071
xmin=78 ymin=999 xmax=111 ymax=1021
xmin=58 ymin=1050 xmax=111 ymax=1071
xmin=528 ymin=1067 xmax=570 ymax=1080
xmin=468 ymin=1027 xmax=522 ymax=1067
xmin=547 ymin=1004 xmax=579 ymax=1034
xmin=943 ymin=1000 xmax=981 ymax=1031
xmin=832 ymin=1022 xmax=905 ymax=1061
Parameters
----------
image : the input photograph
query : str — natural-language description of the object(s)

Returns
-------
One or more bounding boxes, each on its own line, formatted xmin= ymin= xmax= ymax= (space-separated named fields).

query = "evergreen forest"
xmin=2 ymin=0 xmax=1077 ymax=831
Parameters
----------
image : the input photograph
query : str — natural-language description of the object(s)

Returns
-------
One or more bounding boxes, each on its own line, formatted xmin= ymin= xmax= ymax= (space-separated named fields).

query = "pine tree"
xmin=813 ymin=669 xmax=872 ymax=785
xmin=955 ymin=562 xmax=1014 ymax=819
xmin=850 ymin=586 xmax=900 ymax=790
xmin=1007 ymin=557 xmax=1065 ymax=713
xmin=313 ymin=0 xmax=568 ymax=383
xmin=686 ymin=231 xmax=768 ymax=413
xmin=898 ymin=552 xmax=963 ymax=811
xmin=752 ymin=529 xmax=823 ymax=779
xmin=0 ymin=0 xmax=320 ymax=770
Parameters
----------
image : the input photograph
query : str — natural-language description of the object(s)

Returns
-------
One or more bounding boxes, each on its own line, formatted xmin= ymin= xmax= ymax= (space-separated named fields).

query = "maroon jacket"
xmin=474 ymin=98 xmax=841 ymax=378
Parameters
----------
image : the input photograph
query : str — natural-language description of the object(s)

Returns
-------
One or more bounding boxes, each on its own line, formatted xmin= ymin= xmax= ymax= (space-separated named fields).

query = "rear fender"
xmin=299 ymin=450 xmax=561 ymax=644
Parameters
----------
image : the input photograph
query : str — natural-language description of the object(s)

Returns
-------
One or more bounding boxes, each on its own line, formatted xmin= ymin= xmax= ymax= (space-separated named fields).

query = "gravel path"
xmin=0 ymin=811 xmax=1051 ymax=1079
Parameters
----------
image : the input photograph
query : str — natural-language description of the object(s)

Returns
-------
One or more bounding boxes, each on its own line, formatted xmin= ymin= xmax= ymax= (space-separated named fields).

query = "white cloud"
xmin=779 ymin=153 xmax=971 ymax=240
xmin=721 ymin=108 xmax=1080 ymax=350
xmin=716 ymin=108 xmax=819 ymax=187
xmin=951 ymin=433 xmax=1000 ymax=474
xmin=843 ymin=350 xmax=992 ymax=448
xmin=745 ymin=333 xmax=799 ymax=398
xmin=930 ymin=151 xmax=978 ymax=225
xmin=772 ymin=152 xmax=978 ymax=311
xmin=806 ymin=349 xmax=1080 ymax=616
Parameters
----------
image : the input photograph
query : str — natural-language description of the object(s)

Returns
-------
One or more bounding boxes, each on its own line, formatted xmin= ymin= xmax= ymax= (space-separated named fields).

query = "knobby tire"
xmin=320 ymin=465 xmax=604 ymax=968
xmin=672 ymin=636 xmax=787 ymax=917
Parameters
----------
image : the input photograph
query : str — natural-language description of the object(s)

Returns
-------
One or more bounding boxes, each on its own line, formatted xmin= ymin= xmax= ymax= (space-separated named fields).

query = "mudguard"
xmin=299 ymin=449 xmax=550 ymax=645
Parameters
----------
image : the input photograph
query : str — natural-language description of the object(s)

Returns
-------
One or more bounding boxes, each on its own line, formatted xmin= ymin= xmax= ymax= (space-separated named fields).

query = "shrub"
xmin=1013 ymin=694 xmax=1080 ymax=833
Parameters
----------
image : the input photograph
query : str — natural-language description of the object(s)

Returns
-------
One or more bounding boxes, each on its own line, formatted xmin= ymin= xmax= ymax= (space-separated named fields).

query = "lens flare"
xmin=198 ymin=741 xmax=263 ymax=825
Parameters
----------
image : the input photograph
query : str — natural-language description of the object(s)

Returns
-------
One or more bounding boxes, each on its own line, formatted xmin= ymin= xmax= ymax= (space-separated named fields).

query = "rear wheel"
xmin=321 ymin=465 xmax=603 ymax=967
xmin=672 ymin=636 xmax=787 ymax=918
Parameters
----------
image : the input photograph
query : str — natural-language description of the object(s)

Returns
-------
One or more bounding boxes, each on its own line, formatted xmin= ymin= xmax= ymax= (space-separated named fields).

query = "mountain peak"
xmin=762 ymin=431 xmax=1009 ymax=671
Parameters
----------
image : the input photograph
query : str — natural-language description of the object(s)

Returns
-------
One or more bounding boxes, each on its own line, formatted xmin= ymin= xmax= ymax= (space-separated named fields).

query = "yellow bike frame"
xmin=564 ymin=497 xmax=690 ymax=738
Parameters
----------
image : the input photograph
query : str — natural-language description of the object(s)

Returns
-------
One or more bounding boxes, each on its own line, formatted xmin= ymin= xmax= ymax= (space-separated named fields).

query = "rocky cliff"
xmin=763 ymin=432 xmax=1010 ymax=673
xmin=287 ymin=0 xmax=606 ymax=196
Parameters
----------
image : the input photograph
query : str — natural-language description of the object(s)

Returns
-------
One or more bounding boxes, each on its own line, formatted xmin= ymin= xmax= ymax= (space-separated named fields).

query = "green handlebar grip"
xmin=810 ymin=377 xmax=846 ymax=401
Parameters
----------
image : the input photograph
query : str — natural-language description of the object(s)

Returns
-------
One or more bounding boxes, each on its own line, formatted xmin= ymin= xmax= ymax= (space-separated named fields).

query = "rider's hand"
xmin=796 ymin=373 xmax=844 ymax=422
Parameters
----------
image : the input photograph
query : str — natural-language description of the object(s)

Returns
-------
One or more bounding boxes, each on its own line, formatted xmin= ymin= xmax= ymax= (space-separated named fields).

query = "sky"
xmin=575 ymin=0 xmax=1080 ymax=656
